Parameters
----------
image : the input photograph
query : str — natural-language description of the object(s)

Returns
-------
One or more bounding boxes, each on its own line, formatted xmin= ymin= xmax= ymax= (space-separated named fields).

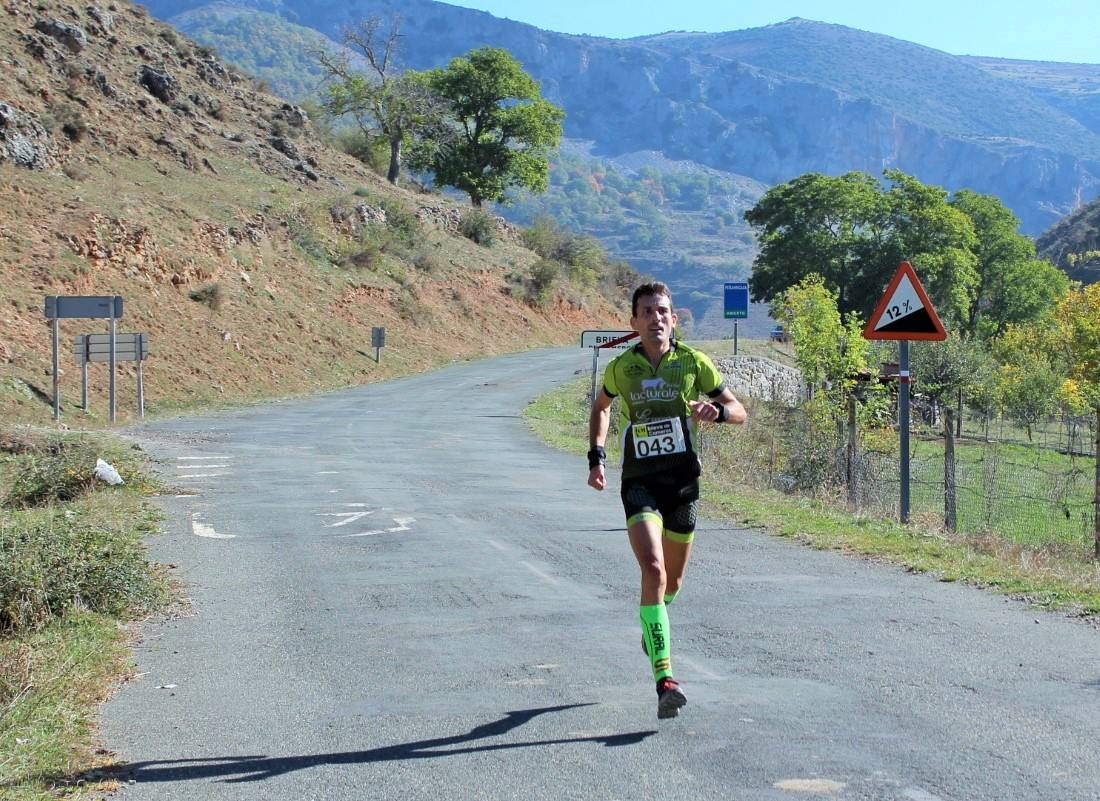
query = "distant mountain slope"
xmin=170 ymin=4 xmax=334 ymax=100
xmin=146 ymin=0 xmax=1100 ymax=236
xmin=964 ymin=56 xmax=1100 ymax=138
xmin=1036 ymin=199 xmax=1100 ymax=285
xmin=641 ymin=20 xmax=1100 ymax=160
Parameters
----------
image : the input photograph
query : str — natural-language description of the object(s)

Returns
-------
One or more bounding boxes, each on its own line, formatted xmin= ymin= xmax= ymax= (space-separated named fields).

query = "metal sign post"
xmin=109 ymin=313 xmax=117 ymax=422
xmin=371 ymin=327 xmax=385 ymax=363
xmin=45 ymin=295 xmax=124 ymax=423
xmin=52 ymin=317 xmax=61 ymax=421
xmin=71 ymin=332 xmax=150 ymax=418
xmin=136 ymin=333 xmax=146 ymax=419
xmin=863 ymin=262 xmax=947 ymax=524
xmin=899 ymin=341 xmax=911 ymax=522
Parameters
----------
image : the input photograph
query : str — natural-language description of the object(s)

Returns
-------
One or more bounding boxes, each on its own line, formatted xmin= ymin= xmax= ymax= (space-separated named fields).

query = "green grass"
xmin=908 ymin=437 xmax=1095 ymax=552
xmin=524 ymin=375 xmax=1100 ymax=614
xmin=0 ymin=429 xmax=169 ymax=799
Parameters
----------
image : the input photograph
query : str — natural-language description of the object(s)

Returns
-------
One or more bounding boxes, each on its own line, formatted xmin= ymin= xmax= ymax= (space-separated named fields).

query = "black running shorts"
xmin=620 ymin=473 xmax=700 ymax=543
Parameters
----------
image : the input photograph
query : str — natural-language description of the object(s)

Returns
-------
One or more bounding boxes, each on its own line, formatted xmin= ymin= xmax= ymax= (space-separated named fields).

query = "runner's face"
xmin=631 ymin=293 xmax=677 ymax=346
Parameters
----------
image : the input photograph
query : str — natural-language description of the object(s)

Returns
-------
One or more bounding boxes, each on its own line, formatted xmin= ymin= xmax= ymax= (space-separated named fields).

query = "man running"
xmin=587 ymin=282 xmax=746 ymax=719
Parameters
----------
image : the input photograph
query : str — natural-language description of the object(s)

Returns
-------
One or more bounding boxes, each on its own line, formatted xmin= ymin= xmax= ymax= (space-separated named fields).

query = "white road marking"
xmin=519 ymin=561 xmax=559 ymax=585
xmin=191 ymin=514 xmax=235 ymax=539
xmin=178 ymin=473 xmax=230 ymax=478
xmin=341 ymin=503 xmax=369 ymax=507
xmin=178 ymin=456 xmax=232 ymax=460
xmin=317 ymin=471 xmax=340 ymax=474
xmin=774 ymin=779 xmax=846 ymax=795
xmin=677 ymin=655 xmax=725 ymax=681
xmin=486 ymin=539 xmax=508 ymax=552
xmin=341 ymin=516 xmax=415 ymax=538
xmin=177 ymin=464 xmax=229 ymax=470
xmin=316 ymin=511 xmax=377 ymax=527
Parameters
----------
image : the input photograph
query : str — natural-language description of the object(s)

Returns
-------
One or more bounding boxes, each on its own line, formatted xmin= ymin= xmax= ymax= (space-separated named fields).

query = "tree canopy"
xmin=410 ymin=47 xmax=565 ymax=207
xmin=318 ymin=17 xmax=446 ymax=185
xmin=745 ymin=170 xmax=1068 ymax=338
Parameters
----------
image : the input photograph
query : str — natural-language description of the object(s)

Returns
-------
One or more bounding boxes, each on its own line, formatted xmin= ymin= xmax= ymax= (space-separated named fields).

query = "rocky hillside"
xmin=1036 ymin=199 xmax=1100 ymax=284
xmin=151 ymin=0 xmax=1100 ymax=236
xmin=0 ymin=0 xmax=625 ymax=426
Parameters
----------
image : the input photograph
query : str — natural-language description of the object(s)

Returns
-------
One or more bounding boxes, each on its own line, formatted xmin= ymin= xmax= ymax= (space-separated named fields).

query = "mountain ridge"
xmin=151 ymin=0 xmax=1100 ymax=236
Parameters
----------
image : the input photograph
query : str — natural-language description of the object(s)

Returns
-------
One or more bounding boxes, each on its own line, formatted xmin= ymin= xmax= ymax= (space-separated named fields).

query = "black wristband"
xmin=587 ymin=446 xmax=606 ymax=469
xmin=715 ymin=403 xmax=728 ymax=423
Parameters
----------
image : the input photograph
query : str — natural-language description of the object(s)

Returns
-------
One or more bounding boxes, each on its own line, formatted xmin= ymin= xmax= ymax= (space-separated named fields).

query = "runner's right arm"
xmin=588 ymin=388 xmax=614 ymax=491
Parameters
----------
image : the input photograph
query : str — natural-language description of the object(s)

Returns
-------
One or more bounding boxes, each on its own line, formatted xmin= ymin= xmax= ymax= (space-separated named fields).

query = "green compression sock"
xmin=639 ymin=603 xmax=672 ymax=681
xmin=663 ymin=590 xmax=679 ymax=605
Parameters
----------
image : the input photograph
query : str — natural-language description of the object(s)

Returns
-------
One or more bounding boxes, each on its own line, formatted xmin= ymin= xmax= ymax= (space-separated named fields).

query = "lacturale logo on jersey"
xmin=631 ymin=377 xmax=679 ymax=402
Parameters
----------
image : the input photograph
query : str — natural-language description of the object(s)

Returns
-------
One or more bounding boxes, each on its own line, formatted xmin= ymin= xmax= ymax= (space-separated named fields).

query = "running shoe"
xmin=656 ymin=677 xmax=687 ymax=719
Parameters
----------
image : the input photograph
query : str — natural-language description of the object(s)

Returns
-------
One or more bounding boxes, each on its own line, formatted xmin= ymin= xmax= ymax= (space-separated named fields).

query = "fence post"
xmin=944 ymin=406 xmax=957 ymax=533
xmin=1094 ymin=407 xmax=1099 ymax=560
xmin=847 ymin=393 xmax=860 ymax=510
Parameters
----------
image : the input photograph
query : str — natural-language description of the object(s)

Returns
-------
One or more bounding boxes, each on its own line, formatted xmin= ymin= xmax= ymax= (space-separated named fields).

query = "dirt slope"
xmin=0 ymin=0 xmax=621 ymax=426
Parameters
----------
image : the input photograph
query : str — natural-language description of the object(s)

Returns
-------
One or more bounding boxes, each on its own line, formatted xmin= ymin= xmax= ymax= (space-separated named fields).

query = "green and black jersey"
xmin=602 ymin=341 xmax=726 ymax=480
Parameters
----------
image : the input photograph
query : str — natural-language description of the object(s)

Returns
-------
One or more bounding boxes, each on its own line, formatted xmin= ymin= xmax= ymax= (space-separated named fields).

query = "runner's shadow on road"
xmin=100 ymin=704 xmax=656 ymax=785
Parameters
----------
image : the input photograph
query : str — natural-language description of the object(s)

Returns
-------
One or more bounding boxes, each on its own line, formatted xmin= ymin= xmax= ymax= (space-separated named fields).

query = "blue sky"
xmin=442 ymin=1 xmax=1100 ymax=64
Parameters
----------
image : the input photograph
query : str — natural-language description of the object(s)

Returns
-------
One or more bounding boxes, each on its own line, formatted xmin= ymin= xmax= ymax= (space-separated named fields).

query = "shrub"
xmin=521 ymin=217 xmax=562 ymax=259
xmin=336 ymin=131 xmax=389 ymax=176
xmin=459 ymin=209 xmax=497 ymax=246
xmin=531 ymin=258 xmax=561 ymax=306
xmin=380 ymin=199 xmax=420 ymax=243
xmin=188 ymin=282 xmax=225 ymax=311
xmin=3 ymin=439 xmax=101 ymax=509
xmin=413 ymin=249 xmax=443 ymax=274
xmin=287 ymin=218 xmax=329 ymax=265
xmin=396 ymin=289 xmax=433 ymax=323
xmin=341 ymin=240 xmax=384 ymax=271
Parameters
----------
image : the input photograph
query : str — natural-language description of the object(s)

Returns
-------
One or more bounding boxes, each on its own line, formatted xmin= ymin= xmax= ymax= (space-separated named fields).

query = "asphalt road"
xmin=101 ymin=347 xmax=1100 ymax=801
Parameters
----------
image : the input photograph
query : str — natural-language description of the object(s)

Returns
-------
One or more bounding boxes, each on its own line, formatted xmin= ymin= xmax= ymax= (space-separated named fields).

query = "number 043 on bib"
xmin=631 ymin=417 xmax=687 ymax=459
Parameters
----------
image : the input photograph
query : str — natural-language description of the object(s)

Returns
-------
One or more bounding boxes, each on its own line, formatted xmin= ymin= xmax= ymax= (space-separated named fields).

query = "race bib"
xmin=630 ymin=417 xmax=687 ymax=460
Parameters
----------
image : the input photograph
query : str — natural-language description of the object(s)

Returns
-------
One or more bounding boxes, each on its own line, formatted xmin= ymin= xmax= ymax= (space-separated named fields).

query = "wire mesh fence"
xmin=706 ymin=398 xmax=1098 ymax=560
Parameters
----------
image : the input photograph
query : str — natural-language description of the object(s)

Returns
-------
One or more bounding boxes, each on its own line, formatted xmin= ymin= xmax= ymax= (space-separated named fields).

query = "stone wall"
xmin=714 ymin=355 xmax=804 ymax=407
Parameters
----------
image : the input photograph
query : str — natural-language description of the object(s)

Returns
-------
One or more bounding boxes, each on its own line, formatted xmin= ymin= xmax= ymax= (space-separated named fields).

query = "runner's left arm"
xmin=688 ymin=387 xmax=746 ymax=424
xmin=688 ymin=353 xmax=747 ymax=424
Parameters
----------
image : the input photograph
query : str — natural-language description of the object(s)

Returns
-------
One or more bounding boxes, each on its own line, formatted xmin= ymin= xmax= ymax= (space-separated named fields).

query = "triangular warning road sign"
xmin=863 ymin=262 xmax=947 ymax=341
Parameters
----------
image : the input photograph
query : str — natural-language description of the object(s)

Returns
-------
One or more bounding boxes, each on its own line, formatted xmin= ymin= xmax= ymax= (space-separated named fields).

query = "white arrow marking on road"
xmin=191 ymin=514 xmax=235 ymax=539
xmin=316 ymin=511 xmax=377 ymax=527
xmin=341 ymin=516 xmax=415 ymax=538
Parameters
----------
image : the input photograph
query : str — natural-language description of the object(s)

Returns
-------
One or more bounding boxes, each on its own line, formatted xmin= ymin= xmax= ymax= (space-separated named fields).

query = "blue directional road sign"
xmin=724 ymin=282 xmax=749 ymax=319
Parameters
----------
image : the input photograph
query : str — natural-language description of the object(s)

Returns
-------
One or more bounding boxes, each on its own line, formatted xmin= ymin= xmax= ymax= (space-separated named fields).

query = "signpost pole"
xmin=590 ymin=346 xmax=600 ymax=402
xmin=136 ymin=333 xmax=145 ymax=419
xmin=899 ymin=341 xmax=911 ymax=523
xmin=52 ymin=318 xmax=60 ymax=422
xmin=81 ymin=336 xmax=89 ymax=413
xmin=108 ymin=314 xmax=117 ymax=423
xmin=734 ymin=320 xmax=739 ymax=356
